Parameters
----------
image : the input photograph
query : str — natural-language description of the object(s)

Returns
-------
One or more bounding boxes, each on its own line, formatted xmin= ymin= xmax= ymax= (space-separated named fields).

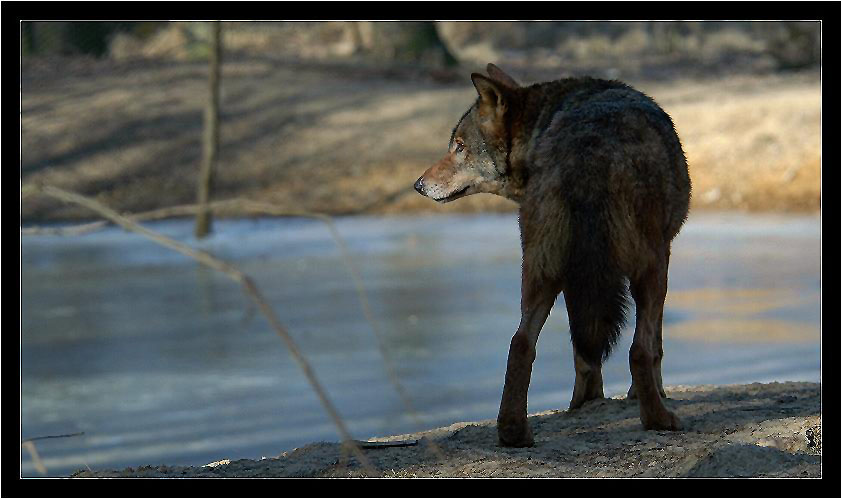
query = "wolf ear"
xmin=471 ymin=73 xmax=509 ymax=120
xmin=486 ymin=63 xmax=520 ymax=89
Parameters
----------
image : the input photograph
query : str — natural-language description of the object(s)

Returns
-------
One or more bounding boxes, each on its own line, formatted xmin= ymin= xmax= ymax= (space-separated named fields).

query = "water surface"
xmin=20 ymin=212 xmax=821 ymax=476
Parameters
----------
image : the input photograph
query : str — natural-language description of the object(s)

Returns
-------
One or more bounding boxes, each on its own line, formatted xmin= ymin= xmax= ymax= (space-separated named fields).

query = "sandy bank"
xmin=73 ymin=381 xmax=821 ymax=478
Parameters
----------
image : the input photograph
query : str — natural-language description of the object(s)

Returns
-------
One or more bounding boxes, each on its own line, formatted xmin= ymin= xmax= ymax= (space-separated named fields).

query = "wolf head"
xmin=414 ymin=63 xmax=522 ymax=204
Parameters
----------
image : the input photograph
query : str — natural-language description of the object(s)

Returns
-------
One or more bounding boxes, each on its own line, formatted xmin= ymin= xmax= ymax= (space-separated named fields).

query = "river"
xmin=20 ymin=212 xmax=822 ymax=476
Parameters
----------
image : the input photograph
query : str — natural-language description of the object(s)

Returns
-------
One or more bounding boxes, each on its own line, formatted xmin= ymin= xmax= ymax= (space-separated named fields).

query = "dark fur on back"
xmin=514 ymin=78 xmax=690 ymax=366
xmin=419 ymin=71 xmax=690 ymax=368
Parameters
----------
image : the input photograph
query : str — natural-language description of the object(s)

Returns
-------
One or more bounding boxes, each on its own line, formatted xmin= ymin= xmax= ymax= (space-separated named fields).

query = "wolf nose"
xmin=414 ymin=177 xmax=425 ymax=195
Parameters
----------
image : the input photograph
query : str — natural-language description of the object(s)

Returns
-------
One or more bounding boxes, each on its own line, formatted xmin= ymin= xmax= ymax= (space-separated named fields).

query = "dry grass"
xmin=653 ymin=73 xmax=822 ymax=212
xmin=20 ymin=58 xmax=820 ymax=222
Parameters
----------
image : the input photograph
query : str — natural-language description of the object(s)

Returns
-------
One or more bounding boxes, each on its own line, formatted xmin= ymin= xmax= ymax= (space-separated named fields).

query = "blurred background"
xmin=21 ymin=21 xmax=821 ymax=219
xmin=20 ymin=21 xmax=821 ymax=476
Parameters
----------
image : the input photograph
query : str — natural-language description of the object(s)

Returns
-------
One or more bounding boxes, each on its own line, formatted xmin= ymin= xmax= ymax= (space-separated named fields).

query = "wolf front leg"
xmin=496 ymin=272 xmax=560 ymax=447
xmin=628 ymin=247 xmax=682 ymax=431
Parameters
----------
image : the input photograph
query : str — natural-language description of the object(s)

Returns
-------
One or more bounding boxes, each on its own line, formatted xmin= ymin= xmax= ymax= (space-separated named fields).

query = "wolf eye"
xmin=454 ymin=140 xmax=465 ymax=153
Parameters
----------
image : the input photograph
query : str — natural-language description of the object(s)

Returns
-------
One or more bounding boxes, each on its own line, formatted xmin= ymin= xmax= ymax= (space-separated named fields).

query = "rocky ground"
xmin=72 ymin=381 xmax=821 ymax=478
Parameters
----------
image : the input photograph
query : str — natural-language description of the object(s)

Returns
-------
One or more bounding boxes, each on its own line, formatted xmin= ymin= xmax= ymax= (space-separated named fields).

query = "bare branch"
xmin=22 ymin=432 xmax=85 ymax=443
xmin=22 ymin=195 xmax=447 ymax=461
xmin=355 ymin=439 xmax=418 ymax=449
xmin=27 ymin=184 xmax=375 ymax=474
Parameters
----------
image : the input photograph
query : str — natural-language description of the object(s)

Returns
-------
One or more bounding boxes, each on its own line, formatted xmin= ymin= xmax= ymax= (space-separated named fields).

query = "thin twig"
xmin=28 ymin=184 xmax=375 ymax=474
xmin=355 ymin=439 xmax=418 ymax=449
xmin=21 ymin=221 xmax=107 ymax=236
xmin=317 ymin=220 xmax=447 ymax=461
xmin=21 ymin=432 xmax=85 ymax=443
xmin=20 ymin=199 xmax=335 ymax=236
xmin=226 ymin=201 xmax=446 ymax=458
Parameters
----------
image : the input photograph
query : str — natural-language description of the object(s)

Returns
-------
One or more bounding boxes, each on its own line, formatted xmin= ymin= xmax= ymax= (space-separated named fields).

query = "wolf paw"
xmin=497 ymin=419 xmax=535 ymax=447
xmin=568 ymin=394 xmax=605 ymax=411
xmin=641 ymin=409 xmax=683 ymax=431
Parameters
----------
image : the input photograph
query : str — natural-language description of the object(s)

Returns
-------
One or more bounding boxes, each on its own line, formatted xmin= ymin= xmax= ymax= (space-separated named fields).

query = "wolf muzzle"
xmin=414 ymin=177 xmax=426 ymax=196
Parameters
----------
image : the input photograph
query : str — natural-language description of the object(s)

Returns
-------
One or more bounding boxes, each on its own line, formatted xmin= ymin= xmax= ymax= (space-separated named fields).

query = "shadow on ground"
xmin=72 ymin=381 xmax=821 ymax=478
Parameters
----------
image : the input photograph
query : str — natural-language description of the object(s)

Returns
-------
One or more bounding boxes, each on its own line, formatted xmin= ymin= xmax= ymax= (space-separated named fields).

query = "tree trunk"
xmin=195 ymin=21 xmax=222 ymax=239
xmin=22 ymin=22 xmax=36 ymax=55
xmin=362 ymin=22 xmax=458 ymax=66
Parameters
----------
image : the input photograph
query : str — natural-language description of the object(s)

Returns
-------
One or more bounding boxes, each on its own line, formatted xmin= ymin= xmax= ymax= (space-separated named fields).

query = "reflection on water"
xmin=20 ymin=212 xmax=821 ymax=476
xmin=666 ymin=288 xmax=821 ymax=342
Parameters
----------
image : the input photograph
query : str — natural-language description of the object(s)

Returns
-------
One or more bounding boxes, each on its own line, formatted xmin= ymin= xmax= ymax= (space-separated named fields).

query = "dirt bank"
xmin=72 ymin=381 xmax=821 ymax=478
xmin=21 ymin=57 xmax=820 ymax=223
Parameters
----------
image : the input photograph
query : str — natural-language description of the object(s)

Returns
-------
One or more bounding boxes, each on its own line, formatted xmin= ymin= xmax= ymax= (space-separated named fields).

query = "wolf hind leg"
xmin=569 ymin=348 xmax=605 ymax=410
xmin=562 ymin=261 xmax=627 ymax=411
xmin=627 ymin=249 xmax=669 ymax=400
xmin=627 ymin=307 xmax=666 ymax=399
xmin=629 ymin=245 xmax=681 ymax=430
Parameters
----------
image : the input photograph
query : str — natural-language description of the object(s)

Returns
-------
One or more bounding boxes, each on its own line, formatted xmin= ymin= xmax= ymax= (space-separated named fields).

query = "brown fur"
xmin=415 ymin=64 xmax=691 ymax=447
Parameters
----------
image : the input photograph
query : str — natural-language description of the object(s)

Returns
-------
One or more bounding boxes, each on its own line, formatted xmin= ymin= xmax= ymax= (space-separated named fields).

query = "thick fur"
xmin=563 ymin=204 xmax=630 ymax=366
xmin=415 ymin=64 xmax=691 ymax=446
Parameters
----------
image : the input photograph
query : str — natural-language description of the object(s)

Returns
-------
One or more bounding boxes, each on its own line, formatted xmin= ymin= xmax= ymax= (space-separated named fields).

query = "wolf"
xmin=414 ymin=64 xmax=692 ymax=447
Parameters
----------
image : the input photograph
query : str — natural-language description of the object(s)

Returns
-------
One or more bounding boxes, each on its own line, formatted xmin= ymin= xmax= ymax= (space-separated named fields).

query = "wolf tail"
xmin=563 ymin=204 xmax=629 ymax=366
